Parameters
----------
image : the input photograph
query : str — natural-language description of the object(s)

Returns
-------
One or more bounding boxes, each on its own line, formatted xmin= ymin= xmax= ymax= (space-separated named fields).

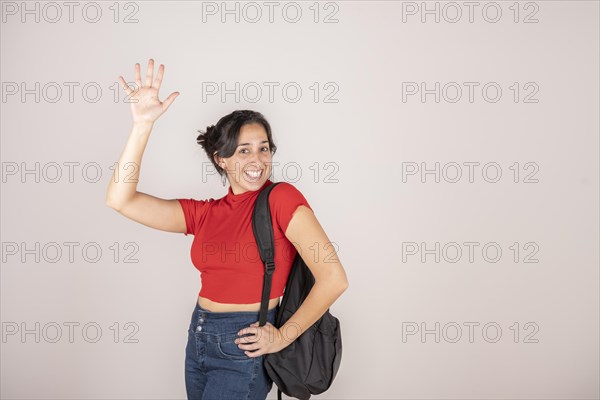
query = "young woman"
xmin=107 ymin=59 xmax=349 ymax=400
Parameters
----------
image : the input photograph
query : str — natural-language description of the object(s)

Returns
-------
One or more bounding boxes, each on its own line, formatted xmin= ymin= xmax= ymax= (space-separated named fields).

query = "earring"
xmin=220 ymin=164 xmax=227 ymax=187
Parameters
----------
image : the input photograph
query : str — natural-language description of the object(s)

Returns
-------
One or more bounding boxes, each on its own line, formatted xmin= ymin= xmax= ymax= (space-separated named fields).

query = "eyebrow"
xmin=236 ymin=140 xmax=269 ymax=148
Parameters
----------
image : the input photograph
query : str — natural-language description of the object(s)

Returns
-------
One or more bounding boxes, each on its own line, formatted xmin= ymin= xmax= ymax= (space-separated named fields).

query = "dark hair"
xmin=196 ymin=110 xmax=277 ymax=178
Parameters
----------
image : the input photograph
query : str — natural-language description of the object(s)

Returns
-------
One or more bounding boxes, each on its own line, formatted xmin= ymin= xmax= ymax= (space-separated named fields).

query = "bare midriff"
xmin=198 ymin=296 xmax=281 ymax=312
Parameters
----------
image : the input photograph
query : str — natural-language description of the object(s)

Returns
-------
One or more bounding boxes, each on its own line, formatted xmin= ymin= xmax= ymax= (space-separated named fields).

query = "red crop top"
xmin=177 ymin=179 xmax=313 ymax=304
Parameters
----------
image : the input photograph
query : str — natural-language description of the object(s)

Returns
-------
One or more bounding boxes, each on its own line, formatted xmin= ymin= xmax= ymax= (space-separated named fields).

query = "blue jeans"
xmin=185 ymin=300 xmax=278 ymax=400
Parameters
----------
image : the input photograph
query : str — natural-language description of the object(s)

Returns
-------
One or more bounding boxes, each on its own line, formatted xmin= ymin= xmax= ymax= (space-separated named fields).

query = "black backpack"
xmin=251 ymin=181 xmax=343 ymax=400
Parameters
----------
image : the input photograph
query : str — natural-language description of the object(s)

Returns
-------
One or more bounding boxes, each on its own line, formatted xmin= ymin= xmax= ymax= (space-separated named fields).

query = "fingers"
xmin=237 ymin=324 xmax=261 ymax=338
xmin=132 ymin=59 xmax=165 ymax=90
xmin=238 ymin=336 xmax=273 ymax=358
xmin=244 ymin=349 xmax=263 ymax=358
xmin=236 ymin=325 xmax=274 ymax=345
xmin=161 ymin=91 xmax=180 ymax=111
xmin=237 ymin=336 xmax=264 ymax=356
xmin=153 ymin=64 xmax=165 ymax=89
xmin=244 ymin=349 xmax=261 ymax=358
xmin=236 ymin=340 xmax=256 ymax=352
xmin=237 ymin=321 xmax=271 ymax=337
xmin=134 ymin=63 xmax=142 ymax=88
xmin=235 ymin=326 xmax=279 ymax=357
xmin=145 ymin=58 xmax=154 ymax=87
xmin=118 ymin=76 xmax=133 ymax=95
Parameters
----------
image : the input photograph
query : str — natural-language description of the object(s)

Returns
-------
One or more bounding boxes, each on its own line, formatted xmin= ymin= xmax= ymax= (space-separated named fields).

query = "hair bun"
xmin=193 ymin=110 xmax=276 ymax=181
xmin=196 ymin=125 xmax=217 ymax=146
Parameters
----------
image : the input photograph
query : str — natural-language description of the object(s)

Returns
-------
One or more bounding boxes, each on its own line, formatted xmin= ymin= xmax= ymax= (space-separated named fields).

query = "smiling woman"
xmin=180 ymin=110 xmax=348 ymax=399
xmin=106 ymin=59 xmax=348 ymax=400
xmin=197 ymin=110 xmax=277 ymax=193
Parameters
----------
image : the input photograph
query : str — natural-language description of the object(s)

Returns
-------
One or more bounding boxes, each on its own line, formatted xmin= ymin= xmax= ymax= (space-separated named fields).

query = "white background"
xmin=1 ymin=1 xmax=599 ymax=399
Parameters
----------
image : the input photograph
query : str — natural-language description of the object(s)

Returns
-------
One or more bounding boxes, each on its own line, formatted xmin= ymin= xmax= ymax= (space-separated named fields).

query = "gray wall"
xmin=1 ymin=1 xmax=598 ymax=399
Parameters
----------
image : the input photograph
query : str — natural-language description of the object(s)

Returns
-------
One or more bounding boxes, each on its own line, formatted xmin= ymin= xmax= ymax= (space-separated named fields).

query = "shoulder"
xmin=177 ymin=197 xmax=216 ymax=236
xmin=177 ymin=197 xmax=217 ymax=219
xmin=270 ymin=181 xmax=305 ymax=198
xmin=178 ymin=197 xmax=216 ymax=208
xmin=268 ymin=181 xmax=313 ymax=234
xmin=269 ymin=182 xmax=311 ymax=207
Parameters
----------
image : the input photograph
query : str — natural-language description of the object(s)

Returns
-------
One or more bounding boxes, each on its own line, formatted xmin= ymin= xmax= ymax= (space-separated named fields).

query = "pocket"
xmin=216 ymin=332 xmax=253 ymax=361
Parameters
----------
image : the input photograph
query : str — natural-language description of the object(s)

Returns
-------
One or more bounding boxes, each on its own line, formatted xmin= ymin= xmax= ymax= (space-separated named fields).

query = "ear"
xmin=213 ymin=152 xmax=221 ymax=166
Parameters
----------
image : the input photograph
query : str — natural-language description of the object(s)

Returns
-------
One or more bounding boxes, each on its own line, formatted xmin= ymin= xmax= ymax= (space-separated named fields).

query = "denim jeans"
xmin=185 ymin=300 xmax=278 ymax=400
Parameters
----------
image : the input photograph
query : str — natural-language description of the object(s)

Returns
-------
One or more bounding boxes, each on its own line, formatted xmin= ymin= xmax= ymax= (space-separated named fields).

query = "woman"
xmin=107 ymin=59 xmax=349 ymax=400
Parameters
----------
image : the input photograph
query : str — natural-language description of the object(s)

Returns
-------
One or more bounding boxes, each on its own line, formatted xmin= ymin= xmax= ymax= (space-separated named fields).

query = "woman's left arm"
xmin=276 ymin=205 xmax=349 ymax=346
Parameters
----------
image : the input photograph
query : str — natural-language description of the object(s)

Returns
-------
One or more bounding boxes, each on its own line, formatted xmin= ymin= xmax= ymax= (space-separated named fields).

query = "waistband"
xmin=194 ymin=301 xmax=278 ymax=320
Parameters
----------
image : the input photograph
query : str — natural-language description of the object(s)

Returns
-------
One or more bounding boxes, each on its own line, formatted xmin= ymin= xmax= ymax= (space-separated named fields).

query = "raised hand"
xmin=118 ymin=59 xmax=180 ymax=124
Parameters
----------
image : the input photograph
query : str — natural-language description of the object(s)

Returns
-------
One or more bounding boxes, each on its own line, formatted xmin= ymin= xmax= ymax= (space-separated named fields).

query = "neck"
xmin=229 ymin=179 xmax=272 ymax=196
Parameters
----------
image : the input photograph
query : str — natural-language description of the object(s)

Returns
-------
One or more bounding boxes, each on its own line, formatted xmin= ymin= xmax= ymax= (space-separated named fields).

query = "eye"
xmin=239 ymin=147 xmax=269 ymax=154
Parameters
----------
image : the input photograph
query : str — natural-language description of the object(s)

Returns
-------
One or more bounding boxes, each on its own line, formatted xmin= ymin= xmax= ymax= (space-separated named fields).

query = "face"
xmin=214 ymin=122 xmax=273 ymax=195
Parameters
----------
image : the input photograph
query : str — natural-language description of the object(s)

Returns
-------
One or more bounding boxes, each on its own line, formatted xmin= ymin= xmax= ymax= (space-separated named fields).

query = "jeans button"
xmin=196 ymin=326 xmax=202 ymax=332
xmin=199 ymin=318 xmax=204 ymax=323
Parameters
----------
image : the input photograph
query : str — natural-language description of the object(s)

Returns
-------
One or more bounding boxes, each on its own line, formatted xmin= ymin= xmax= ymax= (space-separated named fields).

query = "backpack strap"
xmin=252 ymin=181 xmax=283 ymax=327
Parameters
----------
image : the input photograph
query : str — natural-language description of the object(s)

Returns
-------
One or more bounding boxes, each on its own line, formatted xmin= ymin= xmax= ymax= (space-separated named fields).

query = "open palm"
xmin=118 ymin=59 xmax=179 ymax=124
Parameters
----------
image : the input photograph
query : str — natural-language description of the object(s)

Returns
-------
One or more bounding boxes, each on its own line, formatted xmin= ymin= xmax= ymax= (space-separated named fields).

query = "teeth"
xmin=245 ymin=170 xmax=262 ymax=178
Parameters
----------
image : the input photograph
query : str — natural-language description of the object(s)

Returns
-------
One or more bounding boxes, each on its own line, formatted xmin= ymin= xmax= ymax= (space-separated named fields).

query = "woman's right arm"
xmin=105 ymin=59 xmax=184 ymax=234
xmin=105 ymin=121 xmax=186 ymax=234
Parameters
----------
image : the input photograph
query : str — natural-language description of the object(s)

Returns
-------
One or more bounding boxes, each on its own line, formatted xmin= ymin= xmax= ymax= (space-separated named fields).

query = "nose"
xmin=249 ymin=150 xmax=269 ymax=167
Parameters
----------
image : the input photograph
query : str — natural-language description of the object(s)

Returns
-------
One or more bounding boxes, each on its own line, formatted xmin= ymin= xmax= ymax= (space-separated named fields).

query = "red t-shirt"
xmin=178 ymin=179 xmax=312 ymax=304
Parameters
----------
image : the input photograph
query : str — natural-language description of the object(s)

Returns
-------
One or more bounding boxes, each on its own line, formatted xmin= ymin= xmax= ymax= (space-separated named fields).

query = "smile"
xmin=244 ymin=169 xmax=263 ymax=179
